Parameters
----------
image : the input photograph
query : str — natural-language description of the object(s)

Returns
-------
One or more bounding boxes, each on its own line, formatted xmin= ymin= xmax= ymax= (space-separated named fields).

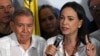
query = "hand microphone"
xmin=54 ymin=34 xmax=63 ymax=47
xmin=47 ymin=34 xmax=63 ymax=56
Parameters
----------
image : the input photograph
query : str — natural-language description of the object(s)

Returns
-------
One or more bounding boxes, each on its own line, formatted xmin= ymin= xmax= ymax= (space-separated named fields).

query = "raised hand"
xmin=85 ymin=35 xmax=96 ymax=56
xmin=45 ymin=44 xmax=57 ymax=56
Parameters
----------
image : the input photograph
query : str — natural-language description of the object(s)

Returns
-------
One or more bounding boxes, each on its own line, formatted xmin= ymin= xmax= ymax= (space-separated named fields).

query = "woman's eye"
xmin=68 ymin=17 xmax=73 ymax=21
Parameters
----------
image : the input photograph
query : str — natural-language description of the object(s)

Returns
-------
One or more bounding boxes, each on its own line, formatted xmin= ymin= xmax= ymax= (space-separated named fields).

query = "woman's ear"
xmin=78 ymin=20 xmax=83 ymax=28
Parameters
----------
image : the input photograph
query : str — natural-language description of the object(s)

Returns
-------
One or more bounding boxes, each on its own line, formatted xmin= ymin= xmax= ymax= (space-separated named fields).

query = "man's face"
xmin=10 ymin=15 xmax=34 ymax=43
xmin=0 ymin=0 xmax=14 ymax=24
xmin=90 ymin=0 xmax=100 ymax=28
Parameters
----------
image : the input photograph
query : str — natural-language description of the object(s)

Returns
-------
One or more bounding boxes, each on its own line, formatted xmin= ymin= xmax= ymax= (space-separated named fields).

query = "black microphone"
xmin=47 ymin=34 xmax=63 ymax=56
xmin=54 ymin=34 xmax=63 ymax=47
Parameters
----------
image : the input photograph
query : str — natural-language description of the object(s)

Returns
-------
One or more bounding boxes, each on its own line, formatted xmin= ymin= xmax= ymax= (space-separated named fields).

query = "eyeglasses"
xmin=90 ymin=4 xmax=100 ymax=11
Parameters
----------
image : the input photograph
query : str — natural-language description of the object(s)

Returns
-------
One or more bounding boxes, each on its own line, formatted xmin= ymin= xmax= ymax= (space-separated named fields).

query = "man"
xmin=0 ymin=0 xmax=14 ymax=37
xmin=0 ymin=7 xmax=46 ymax=56
xmin=89 ymin=0 xmax=100 ymax=41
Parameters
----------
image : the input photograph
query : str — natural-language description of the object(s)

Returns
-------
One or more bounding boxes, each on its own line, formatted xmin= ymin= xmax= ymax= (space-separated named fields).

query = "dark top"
xmin=0 ymin=32 xmax=12 ymax=38
xmin=88 ymin=20 xmax=98 ymax=33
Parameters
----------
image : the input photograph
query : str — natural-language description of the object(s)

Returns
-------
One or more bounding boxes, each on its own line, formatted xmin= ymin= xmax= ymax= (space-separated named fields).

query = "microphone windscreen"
xmin=54 ymin=34 xmax=63 ymax=47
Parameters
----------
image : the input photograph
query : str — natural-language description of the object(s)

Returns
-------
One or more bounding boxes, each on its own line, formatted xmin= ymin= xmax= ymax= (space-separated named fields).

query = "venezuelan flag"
xmin=23 ymin=0 xmax=40 ymax=35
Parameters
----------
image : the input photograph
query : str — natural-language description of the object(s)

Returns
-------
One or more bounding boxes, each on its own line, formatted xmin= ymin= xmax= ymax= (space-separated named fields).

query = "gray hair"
xmin=11 ymin=7 xmax=34 ymax=22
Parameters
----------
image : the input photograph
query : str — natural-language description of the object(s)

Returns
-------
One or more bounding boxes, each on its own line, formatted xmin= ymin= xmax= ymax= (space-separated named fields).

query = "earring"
xmin=78 ymin=26 xmax=81 ymax=28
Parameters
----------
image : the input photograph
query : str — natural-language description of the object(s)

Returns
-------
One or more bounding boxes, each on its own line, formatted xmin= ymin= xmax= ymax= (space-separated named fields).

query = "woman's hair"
xmin=39 ymin=5 xmax=58 ymax=19
xmin=88 ymin=0 xmax=91 ymax=7
xmin=38 ymin=5 xmax=59 ymax=39
xmin=60 ymin=2 xmax=89 ymax=45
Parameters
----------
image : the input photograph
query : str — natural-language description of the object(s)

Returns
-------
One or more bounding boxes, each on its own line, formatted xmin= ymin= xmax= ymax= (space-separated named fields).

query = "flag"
xmin=23 ymin=0 xmax=40 ymax=35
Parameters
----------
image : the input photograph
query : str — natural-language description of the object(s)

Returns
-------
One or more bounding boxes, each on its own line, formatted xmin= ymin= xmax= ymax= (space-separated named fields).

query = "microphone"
xmin=54 ymin=34 xmax=63 ymax=47
xmin=47 ymin=34 xmax=63 ymax=56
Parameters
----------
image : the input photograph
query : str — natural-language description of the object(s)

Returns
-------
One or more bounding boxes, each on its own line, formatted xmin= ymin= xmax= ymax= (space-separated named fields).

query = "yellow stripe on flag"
xmin=24 ymin=0 xmax=40 ymax=35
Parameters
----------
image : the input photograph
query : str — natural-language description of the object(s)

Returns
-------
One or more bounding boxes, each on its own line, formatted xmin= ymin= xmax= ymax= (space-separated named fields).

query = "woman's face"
xmin=60 ymin=7 xmax=82 ymax=36
xmin=39 ymin=8 xmax=58 ymax=33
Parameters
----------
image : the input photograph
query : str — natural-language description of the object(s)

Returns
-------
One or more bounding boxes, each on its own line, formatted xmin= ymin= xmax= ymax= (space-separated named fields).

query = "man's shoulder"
xmin=89 ymin=29 xmax=100 ymax=41
xmin=90 ymin=29 xmax=100 ymax=36
xmin=0 ymin=35 xmax=11 ymax=48
xmin=0 ymin=36 xmax=11 ymax=42
xmin=32 ymin=35 xmax=46 ymax=41
xmin=32 ymin=35 xmax=46 ymax=46
xmin=90 ymin=37 xmax=100 ymax=44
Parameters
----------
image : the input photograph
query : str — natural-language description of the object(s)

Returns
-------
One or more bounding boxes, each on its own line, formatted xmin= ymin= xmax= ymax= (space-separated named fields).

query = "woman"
xmin=39 ymin=5 xmax=60 ymax=40
xmin=45 ymin=2 xmax=99 ymax=56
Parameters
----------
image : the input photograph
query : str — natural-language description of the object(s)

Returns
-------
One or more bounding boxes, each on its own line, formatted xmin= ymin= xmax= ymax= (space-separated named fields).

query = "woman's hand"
xmin=45 ymin=44 xmax=57 ymax=56
xmin=85 ymin=35 xmax=96 ymax=56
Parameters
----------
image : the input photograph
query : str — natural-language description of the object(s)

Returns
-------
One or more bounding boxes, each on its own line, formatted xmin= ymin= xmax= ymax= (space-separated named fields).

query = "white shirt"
xmin=46 ymin=36 xmax=100 ymax=56
xmin=0 ymin=33 xmax=46 ymax=56
xmin=46 ymin=36 xmax=80 ymax=56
